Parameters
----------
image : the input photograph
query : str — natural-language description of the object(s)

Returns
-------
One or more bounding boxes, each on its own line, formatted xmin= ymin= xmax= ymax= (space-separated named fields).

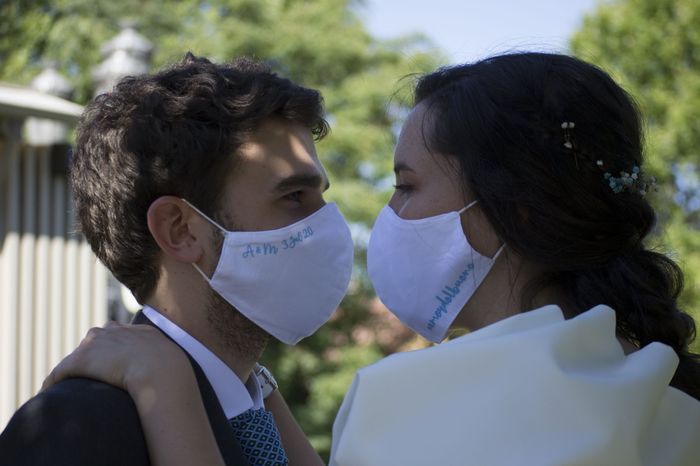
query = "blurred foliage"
xmin=571 ymin=0 xmax=700 ymax=351
xmin=0 ymin=0 xmax=443 ymax=458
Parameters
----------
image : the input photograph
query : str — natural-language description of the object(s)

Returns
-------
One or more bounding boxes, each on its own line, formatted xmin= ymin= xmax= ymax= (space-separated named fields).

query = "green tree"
xmin=571 ymin=0 xmax=700 ymax=351
xmin=1 ymin=0 xmax=443 ymax=457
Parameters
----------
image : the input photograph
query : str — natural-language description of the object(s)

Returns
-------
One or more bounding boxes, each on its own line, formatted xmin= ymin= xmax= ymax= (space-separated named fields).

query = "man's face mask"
xmin=185 ymin=200 xmax=354 ymax=345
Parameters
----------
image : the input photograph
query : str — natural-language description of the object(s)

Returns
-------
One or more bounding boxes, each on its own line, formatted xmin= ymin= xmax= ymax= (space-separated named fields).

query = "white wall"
xmin=0 ymin=136 xmax=108 ymax=428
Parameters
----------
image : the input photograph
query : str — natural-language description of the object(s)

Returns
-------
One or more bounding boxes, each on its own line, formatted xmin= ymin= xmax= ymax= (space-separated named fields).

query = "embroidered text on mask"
xmin=428 ymin=263 xmax=475 ymax=330
xmin=242 ymin=226 xmax=314 ymax=258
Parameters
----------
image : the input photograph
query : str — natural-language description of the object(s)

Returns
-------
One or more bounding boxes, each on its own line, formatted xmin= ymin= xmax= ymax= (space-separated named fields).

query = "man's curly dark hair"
xmin=71 ymin=52 xmax=329 ymax=302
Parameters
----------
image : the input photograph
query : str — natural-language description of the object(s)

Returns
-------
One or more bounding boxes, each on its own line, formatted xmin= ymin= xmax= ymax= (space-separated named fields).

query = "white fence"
xmin=0 ymin=129 xmax=108 ymax=428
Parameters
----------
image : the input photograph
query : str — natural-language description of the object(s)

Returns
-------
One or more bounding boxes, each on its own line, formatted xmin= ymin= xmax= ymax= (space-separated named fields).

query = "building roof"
xmin=0 ymin=83 xmax=83 ymax=123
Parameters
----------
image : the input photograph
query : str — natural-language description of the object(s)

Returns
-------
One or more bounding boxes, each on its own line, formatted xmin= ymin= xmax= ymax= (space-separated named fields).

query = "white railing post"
xmin=0 ymin=121 xmax=22 ymax=427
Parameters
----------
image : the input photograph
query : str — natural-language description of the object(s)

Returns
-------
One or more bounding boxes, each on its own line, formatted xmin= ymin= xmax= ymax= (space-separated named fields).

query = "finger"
xmin=86 ymin=326 xmax=103 ymax=337
xmin=40 ymin=353 xmax=75 ymax=392
xmin=104 ymin=320 xmax=122 ymax=329
xmin=79 ymin=326 xmax=103 ymax=346
xmin=41 ymin=367 xmax=57 ymax=392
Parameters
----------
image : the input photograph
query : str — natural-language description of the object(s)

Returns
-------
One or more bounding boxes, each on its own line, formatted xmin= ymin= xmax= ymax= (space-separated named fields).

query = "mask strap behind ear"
xmin=492 ymin=244 xmax=506 ymax=261
xmin=192 ymin=263 xmax=212 ymax=282
xmin=458 ymin=199 xmax=506 ymax=261
xmin=180 ymin=199 xmax=222 ymax=282
xmin=458 ymin=199 xmax=479 ymax=214
xmin=180 ymin=198 xmax=227 ymax=232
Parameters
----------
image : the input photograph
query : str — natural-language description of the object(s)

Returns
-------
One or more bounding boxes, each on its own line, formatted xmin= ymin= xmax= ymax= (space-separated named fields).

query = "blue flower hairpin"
xmin=603 ymin=165 xmax=657 ymax=196
xmin=561 ymin=121 xmax=656 ymax=197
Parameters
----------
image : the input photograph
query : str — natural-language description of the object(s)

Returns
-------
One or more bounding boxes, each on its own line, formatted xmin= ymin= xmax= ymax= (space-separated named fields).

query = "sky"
xmin=361 ymin=0 xmax=603 ymax=63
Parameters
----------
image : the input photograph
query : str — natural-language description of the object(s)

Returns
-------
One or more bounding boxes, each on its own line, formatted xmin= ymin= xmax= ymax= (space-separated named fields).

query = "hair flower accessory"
xmin=561 ymin=121 xmax=575 ymax=149
xmin=603 ymin=165 xmax=656 ymax=196
xmin=559 ymin=121 xmax=656 ymax=197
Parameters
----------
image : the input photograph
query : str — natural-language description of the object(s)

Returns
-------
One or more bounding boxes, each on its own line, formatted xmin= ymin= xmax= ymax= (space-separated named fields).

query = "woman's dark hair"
xmin=414 ymin=52 xmax=700 ymax=399
xmin=72 ymin=53 xmax=328 ymax=303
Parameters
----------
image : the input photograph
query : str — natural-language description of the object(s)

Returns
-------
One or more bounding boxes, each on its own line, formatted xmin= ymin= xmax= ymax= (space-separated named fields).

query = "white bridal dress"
xmin=330 ymin=305 xmax=700 ymax=466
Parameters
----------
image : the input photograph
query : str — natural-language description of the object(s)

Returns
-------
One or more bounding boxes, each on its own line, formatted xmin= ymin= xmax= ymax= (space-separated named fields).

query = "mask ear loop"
xmin=492 ymin=243 xmax=506 ymax=261
xmin=180 ymin=198 xmax=226 ymax=282
xmin=180 ymin=198 xmax=227 ymax=232
xmin=192 ymin=263 xmax=212 ymax=282
xmin=458 ymin=199 xmax=479 ymax=214
xmin=458 ymin=199 xmax=506 ymax=261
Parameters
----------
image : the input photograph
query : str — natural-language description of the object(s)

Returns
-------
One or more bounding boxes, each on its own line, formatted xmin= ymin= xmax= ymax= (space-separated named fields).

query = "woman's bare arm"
xmin=127 ymin=360 xmax=227 ymax=466
xmin=265 ymin=389 xmax=325 ymax=465
xmin=42 ymin=322 xmax=325 ymax=466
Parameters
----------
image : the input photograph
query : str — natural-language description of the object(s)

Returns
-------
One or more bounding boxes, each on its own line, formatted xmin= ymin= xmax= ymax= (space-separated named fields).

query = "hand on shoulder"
xmin=42 ymin=321 xmax=190 ymax=398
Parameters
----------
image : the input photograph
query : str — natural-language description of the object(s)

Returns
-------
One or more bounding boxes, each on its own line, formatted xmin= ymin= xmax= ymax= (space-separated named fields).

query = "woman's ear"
xmin=146 ymin=196 xmax=207 ymax=263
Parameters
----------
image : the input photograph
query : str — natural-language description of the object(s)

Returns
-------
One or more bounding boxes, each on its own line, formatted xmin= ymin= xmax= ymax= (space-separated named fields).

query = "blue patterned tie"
xmin=229 ymin=408 xmax=289 ymax=466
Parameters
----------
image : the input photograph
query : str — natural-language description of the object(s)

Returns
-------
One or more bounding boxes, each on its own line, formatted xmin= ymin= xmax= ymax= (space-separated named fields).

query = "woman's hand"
xmin=42 ymin=321 xmax=189 ymax=397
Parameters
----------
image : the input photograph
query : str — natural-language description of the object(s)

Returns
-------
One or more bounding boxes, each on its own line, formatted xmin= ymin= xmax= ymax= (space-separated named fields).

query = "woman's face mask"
xmin=368 ymin=103 xmax=504 ymax=343
xmin=367 ymin=200 xmax=504 ymax=343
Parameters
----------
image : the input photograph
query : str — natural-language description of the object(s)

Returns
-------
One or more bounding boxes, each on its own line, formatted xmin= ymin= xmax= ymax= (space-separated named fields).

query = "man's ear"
xmin=147 ymin=196 xmax=207 ymax=263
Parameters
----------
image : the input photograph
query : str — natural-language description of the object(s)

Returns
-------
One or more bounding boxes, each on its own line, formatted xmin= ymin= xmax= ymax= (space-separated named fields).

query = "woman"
xmin=44 ymin=52 xmax=700 ymax=465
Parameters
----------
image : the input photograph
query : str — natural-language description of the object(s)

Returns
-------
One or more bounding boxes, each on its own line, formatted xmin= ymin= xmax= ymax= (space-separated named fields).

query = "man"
xmin=0 ymin=53 xmax=353 ymax=465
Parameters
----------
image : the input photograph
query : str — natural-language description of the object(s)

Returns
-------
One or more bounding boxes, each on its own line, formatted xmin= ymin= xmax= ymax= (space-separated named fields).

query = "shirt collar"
xmin=142 ymin=306 xmax=263 ymax=419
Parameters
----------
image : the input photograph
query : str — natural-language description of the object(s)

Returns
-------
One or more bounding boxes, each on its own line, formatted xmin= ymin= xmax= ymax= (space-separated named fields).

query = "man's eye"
xmin=393 ymin=184 xmax=412 ymax=193
xmin=284 ymin=191 xmax=303 ymax=202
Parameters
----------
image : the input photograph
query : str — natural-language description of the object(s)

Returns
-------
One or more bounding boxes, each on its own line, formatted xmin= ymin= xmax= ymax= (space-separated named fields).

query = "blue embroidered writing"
xmin=242 ymin=226 xmax=314 ymax=258
xmin=426 ymin=263 xmax=475 ymax=331
xmin=242 ymin=242 xmax=279 ymax=259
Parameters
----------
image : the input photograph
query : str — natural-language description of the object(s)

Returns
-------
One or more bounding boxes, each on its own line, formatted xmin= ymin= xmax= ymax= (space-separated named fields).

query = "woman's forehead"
xmin=394 ymin=104 xmax=432 ymax=169
xmin=395 ymin=103 xmax=462 ymax=179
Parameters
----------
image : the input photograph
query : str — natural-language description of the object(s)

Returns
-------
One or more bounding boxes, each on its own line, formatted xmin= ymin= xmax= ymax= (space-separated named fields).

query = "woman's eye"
xmin=393 ymin=184 xmax=412 ymax=193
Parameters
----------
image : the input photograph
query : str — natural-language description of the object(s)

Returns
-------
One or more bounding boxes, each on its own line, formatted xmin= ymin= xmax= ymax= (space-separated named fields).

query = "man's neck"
xmin=144 ymin=299 xmax=267 ymax=383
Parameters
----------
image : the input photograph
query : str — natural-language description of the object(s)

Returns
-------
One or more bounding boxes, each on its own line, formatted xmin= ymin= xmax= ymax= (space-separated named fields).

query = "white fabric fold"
xmin=330 ymin=305 xmax=700 ymax=466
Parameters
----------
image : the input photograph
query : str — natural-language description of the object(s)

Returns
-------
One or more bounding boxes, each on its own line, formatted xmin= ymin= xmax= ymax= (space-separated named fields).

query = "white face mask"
xmin=185 ymin=201 xmax=354 ymax=345
xmin=367 ymin=200 xmax=504 ymax=343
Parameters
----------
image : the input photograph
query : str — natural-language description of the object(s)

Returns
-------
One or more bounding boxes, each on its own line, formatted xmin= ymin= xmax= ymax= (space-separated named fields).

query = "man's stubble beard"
xmin=205 ymin=212 xmax=270 ymax=361
xmin=205 ymin=287 xmax=270 ymax=362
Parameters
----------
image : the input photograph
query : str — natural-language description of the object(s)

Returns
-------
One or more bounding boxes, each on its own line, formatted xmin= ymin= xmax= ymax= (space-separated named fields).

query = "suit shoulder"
xmin=0 ymin=378 xmax=149 ymax=465
xmin=8 ymin=377 xmax=139 ymax=427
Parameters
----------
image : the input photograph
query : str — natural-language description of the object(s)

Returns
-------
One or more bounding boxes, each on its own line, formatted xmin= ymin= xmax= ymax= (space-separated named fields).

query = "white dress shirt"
xmin=331 ymin=305 xmax=700 ymax=466
xmin=143 ymin=306 xmax=263 ymax=419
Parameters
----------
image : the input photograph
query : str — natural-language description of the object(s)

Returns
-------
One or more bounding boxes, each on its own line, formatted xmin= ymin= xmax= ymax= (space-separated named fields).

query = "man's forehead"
xmin=231 ymin=120 xmax=326 ymax=189
xmin=249 ymin=118 xmax=314 ymax=143
xmin=238 ymin=119 xmax=315 ymax=157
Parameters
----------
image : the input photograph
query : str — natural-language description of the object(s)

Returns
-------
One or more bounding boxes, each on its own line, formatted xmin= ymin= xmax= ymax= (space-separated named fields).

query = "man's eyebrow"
xmin=394 ymin=162 xmax=415 ymax=174
xmin=272 ymin=173 xmax=330 ymax=194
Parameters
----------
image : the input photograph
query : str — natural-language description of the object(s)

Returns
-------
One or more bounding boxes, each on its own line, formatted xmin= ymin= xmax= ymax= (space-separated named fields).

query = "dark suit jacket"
xmin=0 ymin=311 xmax=250 ymax=466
